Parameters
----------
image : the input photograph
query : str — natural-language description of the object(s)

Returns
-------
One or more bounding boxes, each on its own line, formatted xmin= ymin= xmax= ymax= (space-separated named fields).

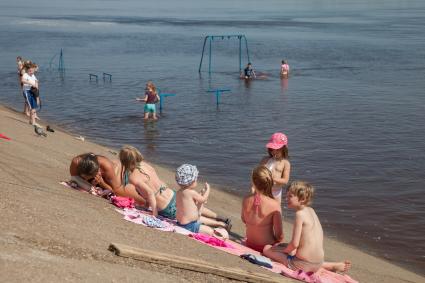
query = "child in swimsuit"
xmin=175 ymin=164 xmax=230 ymax=234
xmin=242 ymin=166 xmax=283 ymax=253
xmin=280 ymin=60 xmax=290 ymax=78
xmin=260 ymin=132 xmax=291 ymax=205
xmin=136 ymin=81 xmax=160 ymax=120
xmin=263 ymin=181 xmax=351 ymax=274
xmin=119 ymin=145 xmax=176 ymax=218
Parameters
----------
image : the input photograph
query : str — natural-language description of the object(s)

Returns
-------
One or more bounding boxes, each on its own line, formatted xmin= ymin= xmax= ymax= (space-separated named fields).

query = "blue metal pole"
xmin=198 ymin=36 xmax=208 ymax=73
xmin=239 ymin=37 xmax=242 ymax=73
xmin=216 ymin=90 xmax=220 ymax=106
xmin=243 ymin=36 xmax=251 ymax=64
xmin=208 ymin=37 xmax=212 ymax=75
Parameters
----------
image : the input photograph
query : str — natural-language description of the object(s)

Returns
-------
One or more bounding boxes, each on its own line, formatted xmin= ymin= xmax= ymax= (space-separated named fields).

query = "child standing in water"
xmin=280 ymin=60 xmax=290 ymax=78
xmin=263 ymin=181 xmax=351 ymax=273
xmin=260 ymin=132 xmax=291 ymax=204
xmin=136 ymin=81 xmax=160 ymax=120
xmin=242 ymin=166 xmax=283 ymax=253
xmin=175 ymin=164 xmax=230 ymax=234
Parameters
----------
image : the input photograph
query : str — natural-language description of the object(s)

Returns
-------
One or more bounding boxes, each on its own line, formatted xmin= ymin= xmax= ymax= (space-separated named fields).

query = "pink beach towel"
xmin=0 ymin=133 xmax=11 ymax=140
xmin=110 ymin=196 xmax=135 ymax=209
xmin=189 ymin=233 xmax=234 ymax=249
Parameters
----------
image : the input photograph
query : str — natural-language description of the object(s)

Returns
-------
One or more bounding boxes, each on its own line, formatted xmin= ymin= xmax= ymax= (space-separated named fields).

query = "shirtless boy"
xmin=263 ymin=181 xmax=351 ymax=273
xmin=175 ymin=164 xmax=230 ymax=234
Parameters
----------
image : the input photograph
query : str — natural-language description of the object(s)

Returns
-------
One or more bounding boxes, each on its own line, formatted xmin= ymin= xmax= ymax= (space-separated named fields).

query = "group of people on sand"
xmin=242 ymin=132 xmax=351 ymax=274
xmin=241 ymin=59 xmax=290 ymax=80
xmin=17 ymin=56 xmax=41 ymax=126
xmin=69 ymin=131 xmax=351 ymax=275
xmin=69 ymin=146 xmax=231 ymax=236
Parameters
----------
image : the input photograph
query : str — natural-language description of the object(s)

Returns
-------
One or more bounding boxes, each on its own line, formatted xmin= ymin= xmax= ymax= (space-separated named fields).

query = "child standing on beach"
xmin=260 ymin=132 xmax=291 ymax=204
xmin=242 ymin=166 xmax=283 ymax=253
xmin=136 ymin=81 xmax=160 ymax=120
xmin=175 ymin=164 xmax=230 ymax=234
xmin=21 ymin=61 xmax=39 ymax=126
xmin=263 ymin=181 xmax=351 ymax=273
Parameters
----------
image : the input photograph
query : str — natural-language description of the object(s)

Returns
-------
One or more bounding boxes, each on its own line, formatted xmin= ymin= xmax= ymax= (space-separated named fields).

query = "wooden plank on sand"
xmin=109 ymin=243 xmax=284 ymax=283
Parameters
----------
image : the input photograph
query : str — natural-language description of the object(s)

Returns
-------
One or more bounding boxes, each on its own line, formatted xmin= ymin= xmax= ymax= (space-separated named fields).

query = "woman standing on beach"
xmin=69 ymin=153 xmax=147 ymax=206
xmin=21 ymin=61 xmax=39 ymax=125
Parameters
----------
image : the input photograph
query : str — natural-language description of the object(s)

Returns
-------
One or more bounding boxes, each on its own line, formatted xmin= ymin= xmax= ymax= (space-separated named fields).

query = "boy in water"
xmin=263 ymin=181 xmax=351 ymax=273
xmin=243 ymin=62 xmax=256 ymax=79
xmin=175 ymin=164 xmax=230 ymax=234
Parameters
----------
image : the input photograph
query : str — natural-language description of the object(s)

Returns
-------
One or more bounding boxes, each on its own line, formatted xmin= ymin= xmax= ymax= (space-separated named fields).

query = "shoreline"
xmin=0 ymin=103 xmax=423 ymax=282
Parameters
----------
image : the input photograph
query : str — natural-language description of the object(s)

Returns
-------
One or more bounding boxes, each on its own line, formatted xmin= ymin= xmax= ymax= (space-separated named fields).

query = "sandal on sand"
xmin=225 ymin=219 xmax=232 ymax=232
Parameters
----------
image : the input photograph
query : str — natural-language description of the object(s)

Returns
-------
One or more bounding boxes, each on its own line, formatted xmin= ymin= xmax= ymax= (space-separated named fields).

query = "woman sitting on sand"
xmin=119 ymin=145 xmax=231 ymax=224
xmin=242 ymin=166 xmax=283 ymax=253
xmin=69 ymin=153 xmax=146 ymax=205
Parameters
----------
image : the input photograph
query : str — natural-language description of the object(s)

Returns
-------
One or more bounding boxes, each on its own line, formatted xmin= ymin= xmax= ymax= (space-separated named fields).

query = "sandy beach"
xmin=0 ymin=104 xmax=423 ymax=283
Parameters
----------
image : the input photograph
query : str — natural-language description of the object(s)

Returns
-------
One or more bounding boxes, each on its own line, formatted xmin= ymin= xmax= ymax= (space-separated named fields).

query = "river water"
xmin=0 ymin=0 xmax=424 ymax=274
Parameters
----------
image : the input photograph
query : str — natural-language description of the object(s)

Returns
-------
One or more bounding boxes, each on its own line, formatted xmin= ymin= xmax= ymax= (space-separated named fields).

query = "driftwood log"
xmin=109 ymin=243 xmax=286 ymax=283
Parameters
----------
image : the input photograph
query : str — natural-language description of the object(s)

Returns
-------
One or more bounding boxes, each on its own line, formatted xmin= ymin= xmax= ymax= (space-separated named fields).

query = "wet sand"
xmin=0 ymin=105 xmax=423 ymax=283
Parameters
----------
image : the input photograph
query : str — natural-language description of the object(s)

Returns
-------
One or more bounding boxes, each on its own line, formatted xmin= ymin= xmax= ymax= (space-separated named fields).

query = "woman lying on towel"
xmin=119 ymin=145 xmax=231 ymax=226
xmin=69 ymin=153 xmax=146 ymax=206
xmin=242 ymin=166 xmax=284 ymax=253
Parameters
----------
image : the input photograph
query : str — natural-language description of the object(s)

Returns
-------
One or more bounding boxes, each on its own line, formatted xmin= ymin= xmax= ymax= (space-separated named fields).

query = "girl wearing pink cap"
xmin=260 ymin=132 xmax=291 ymax=204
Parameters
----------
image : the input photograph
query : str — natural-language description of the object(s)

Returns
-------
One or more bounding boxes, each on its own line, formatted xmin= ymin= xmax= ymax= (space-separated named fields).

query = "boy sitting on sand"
xmin=175 ymin=164 xmax=230 ymax=234
xmin=263 ymin=181 xmax=351 ymax=273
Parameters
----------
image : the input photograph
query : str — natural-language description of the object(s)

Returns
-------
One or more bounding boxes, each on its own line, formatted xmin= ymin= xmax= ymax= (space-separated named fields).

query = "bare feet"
xmin=322 ymin=260 xmax=351 ymax=273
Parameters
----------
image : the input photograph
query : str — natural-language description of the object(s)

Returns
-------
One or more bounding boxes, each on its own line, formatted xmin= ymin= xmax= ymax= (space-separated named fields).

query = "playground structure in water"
xmin=198 ymin=35 xmax=251 ymax=75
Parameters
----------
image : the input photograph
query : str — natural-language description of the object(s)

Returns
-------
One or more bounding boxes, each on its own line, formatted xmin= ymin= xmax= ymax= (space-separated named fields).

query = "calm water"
xmin=1 ymin=0 xmax=424 ymax=274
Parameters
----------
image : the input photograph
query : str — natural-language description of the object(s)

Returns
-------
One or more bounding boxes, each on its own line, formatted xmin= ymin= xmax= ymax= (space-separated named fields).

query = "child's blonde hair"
xmin=251 ymin=166 xmax=274 ymax=198
xmin=119 ymin=145 xmax=144 ymax=172
xmin=287 ymin=181 xmax=315 ymax=206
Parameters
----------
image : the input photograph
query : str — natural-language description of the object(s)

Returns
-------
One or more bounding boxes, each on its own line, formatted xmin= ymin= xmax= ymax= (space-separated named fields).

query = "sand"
xmin=0 ymin=105 xmax=423 ymax=283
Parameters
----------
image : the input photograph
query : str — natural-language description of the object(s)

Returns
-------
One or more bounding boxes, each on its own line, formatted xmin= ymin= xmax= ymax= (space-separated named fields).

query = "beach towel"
xmin=0 ymin=133 xmax=11 ymax=140
xmin=189 ymin=233 xmax=234 ymax=249
xmin=115 ymin=208 xmax=176 ymax=232
xmin=110 ymin=196 xmax=135 ymax=209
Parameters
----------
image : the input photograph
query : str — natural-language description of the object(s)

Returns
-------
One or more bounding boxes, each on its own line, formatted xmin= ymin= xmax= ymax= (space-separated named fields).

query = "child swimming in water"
xmin=263 ymin=181 xmax=351 ymax=273
xmin=175 ymin=164 xmax=231 ymax=234
xmin=242 ymin=165 xmax=284 ymax=253
xmin=260 ymin=132 xmax=291 ymax=204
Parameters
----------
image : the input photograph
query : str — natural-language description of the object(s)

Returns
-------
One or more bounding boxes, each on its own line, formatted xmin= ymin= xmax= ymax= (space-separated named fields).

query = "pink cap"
xmin=266 ymin=132 xmax=288 ymax=149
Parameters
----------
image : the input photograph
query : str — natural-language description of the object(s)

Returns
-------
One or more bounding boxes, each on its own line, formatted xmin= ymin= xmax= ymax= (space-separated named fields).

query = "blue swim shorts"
xmin=177 ymin=220 xmax=200 ymax=233
xmin=158 ymin=190 xmax=177 ymax=219
xmin=23 ymin=90 xmax=37 ymax=110
xmin=144 ymin=103 xmax=156 ymax=113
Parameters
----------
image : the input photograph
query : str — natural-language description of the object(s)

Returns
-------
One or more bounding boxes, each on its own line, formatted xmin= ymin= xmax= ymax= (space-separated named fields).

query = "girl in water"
xmin=260 ymin=132 xmax=291 ymax=205
xmin=242 ymin=165 xmax=283 ymax=252
xmin=137 ymin=81 xmax=160 ymax=120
